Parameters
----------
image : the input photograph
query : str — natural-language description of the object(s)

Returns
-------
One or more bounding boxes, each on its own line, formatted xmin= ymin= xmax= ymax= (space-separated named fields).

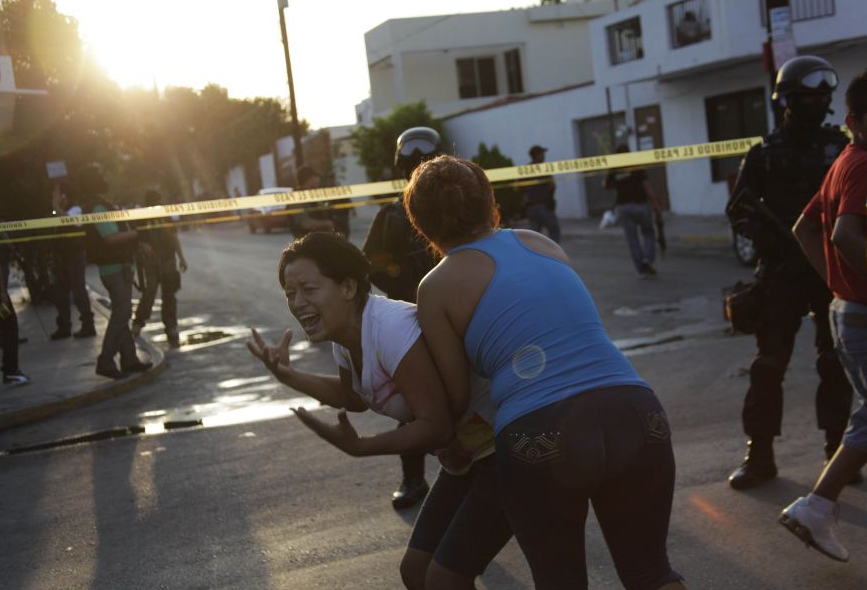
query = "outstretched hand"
xmin=247 ymin=328 xmax=293 ymax=377
xmin=292 ymin=408 xmax=363 ymax=456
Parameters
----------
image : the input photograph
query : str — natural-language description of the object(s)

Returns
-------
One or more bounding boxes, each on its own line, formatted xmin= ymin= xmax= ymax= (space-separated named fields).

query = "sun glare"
xmin=53 ymin=0 xmax=532 ymax=127
xmin=55 ymin=1 xmax=155 ymax=89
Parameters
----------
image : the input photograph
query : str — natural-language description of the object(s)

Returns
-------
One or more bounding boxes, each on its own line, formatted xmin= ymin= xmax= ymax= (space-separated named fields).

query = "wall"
xmin=224 ymin=165 xmax=248 ymax=198
xmin=258 ymin=153 xmax=277 ymax=190
xmin=443 ymin=41 xmax=865 ymax=218
xmin=365 ymin=4 xmax=610 ymax=118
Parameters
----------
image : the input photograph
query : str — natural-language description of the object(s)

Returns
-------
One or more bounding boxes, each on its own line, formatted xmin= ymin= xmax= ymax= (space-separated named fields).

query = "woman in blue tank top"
xmin=404 ymin=156 xmax=687 ymax=590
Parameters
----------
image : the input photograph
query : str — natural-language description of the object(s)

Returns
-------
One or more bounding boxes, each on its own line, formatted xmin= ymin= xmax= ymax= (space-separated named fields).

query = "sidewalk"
xmin=0 ymin=283 xmax=165 ymax=430
xmin=0 ymin=214 xmax=731 ymax=433
xmin=558 ymin=212 xmax=733 ymax=246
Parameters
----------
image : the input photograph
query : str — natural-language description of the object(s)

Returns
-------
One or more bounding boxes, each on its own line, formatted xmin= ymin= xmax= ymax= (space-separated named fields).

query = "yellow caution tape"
xmin=0 ymin=136 xmax=761 ymax=235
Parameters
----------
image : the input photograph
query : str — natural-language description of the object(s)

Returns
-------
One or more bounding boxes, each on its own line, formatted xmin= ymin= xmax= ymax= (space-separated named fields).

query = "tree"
xmin=350 ymin=102 xmax=443 ymax=181
xmin=0 ymin=0 xmax=306 ymax=212
xmin=471 ymin=143 xmax=524 ymax=226
xmin=540 ymin=0 xmax=563 ymax=5
xmin=0 ymin=0 xmax=120 ymax=216
xmin=92 ymin=84 xmax=304 ymax=203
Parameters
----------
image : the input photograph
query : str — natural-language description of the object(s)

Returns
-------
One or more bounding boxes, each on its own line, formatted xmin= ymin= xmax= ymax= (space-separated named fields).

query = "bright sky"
xmin=54 ymin=0 xmax=532 ymax=129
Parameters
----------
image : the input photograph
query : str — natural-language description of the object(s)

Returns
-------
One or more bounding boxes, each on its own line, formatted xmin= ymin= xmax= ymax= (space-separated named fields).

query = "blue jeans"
xmin=526 ymin=203 xmax=561 ymax=243
xmin=830 ymin=298 xmax=867 ymax=452
xmin=616 ymin=203 xmax=655 ymax=271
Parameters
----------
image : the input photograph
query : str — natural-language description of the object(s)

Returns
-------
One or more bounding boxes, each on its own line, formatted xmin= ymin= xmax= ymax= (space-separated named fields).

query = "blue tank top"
xmin=450 ymin=229 xmax=648 ymax=433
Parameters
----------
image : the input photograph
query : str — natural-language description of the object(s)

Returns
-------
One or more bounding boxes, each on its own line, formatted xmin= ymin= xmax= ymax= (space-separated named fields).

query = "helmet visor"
xmin=800 ymin=69 xmax=838 ymax=92
xmin=398 ymin=137 xmax=438 ymax=157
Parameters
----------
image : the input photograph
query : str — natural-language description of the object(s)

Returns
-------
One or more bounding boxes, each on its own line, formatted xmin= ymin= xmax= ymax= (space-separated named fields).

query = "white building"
xmin=364 ymin=0 xmax=628 ymax=119
xmin=365 ymin=0 xmax=866 ymax=218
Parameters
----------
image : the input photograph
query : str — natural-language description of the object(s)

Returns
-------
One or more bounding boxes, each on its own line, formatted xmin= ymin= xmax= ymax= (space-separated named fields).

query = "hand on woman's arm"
xmin=247 ymin=328 xmax=363 ymax=410
xmin=293 ymin=337 xmax=453 ymax=456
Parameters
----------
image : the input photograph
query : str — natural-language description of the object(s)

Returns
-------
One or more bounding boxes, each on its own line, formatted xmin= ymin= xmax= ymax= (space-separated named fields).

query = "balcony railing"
xmin=669 ymin=0 xmax=712 ymax=48
xmin=608 ymin=17 xmax=644 ymax=65
xmin=760 ymin=0 xmax=835 ymax=25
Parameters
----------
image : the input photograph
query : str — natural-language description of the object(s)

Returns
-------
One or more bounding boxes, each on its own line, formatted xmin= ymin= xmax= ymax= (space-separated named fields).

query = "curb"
xmin=0 ymin=288 xmax=167 ymax=430
xmin=563 ymin=230 xmax=731 ymax=247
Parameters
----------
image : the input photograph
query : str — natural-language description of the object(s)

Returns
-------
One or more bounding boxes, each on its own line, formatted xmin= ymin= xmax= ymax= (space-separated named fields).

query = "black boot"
xmin=392 ymin=452 xmax=428 ymax=510
xmin=729 ymin=438 xmax=777 ymax=490
xmin=50 ymin=327 xmax=71 ymax=340
xmin=825 ymin=432 xmax=863 ymax=485
xmin=74 ymin=324 xmax=97 ymax=338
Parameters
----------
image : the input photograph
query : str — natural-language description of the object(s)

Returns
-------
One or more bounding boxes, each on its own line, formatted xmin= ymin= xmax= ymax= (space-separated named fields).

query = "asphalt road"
xmin=2 ymin=221 xmax=866 ymax=589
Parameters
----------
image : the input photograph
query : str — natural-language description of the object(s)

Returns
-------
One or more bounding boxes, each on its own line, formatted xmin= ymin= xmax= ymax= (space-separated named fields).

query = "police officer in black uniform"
xmin=726 ymin=56 xmax=855 ymax=490
xmin=362 ymin=126 xmax=440 ymax=508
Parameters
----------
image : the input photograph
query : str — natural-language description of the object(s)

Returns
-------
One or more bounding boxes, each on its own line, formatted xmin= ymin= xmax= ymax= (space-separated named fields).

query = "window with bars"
xmin=456 ymin=57 xmax=498 ymax=99
xmin=608 ymin=18 xmax=643 ymax=65
xmin=759 ymin=0 xmax=835 ymax=24
xmin=669 ymin=0 xmax=712 ymax=48
xmin=504 ymin=49 xmax=523 ymax=95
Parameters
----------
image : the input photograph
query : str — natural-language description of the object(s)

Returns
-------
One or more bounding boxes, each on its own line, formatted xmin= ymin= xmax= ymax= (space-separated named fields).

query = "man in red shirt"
xmin=785 ymin=70 xmax=867 ymax=563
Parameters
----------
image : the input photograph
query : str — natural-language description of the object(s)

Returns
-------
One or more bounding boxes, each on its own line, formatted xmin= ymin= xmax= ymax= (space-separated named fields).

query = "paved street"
xmin=2 ymin=215 xmax=866 ymax=589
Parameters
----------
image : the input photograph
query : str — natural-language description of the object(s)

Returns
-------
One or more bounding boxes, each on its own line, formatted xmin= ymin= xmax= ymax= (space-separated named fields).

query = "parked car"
xmin=248 ymin=187 xmax=293 ymax=234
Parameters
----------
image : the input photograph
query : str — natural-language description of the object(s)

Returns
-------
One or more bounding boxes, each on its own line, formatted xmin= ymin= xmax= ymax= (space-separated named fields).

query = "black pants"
xmin=743 ymin=272 xmax=853 ymax=438
xmin=54 ymin=249 xmax=94 ymax=331
xmin=98 ymin=268 xmax=137 ymax=369
xmin=497 ymin=385 xmax=682 ymax=590
xmin=0 ymin=303 xmax=19 ymax=374
xmin=133 ymin=261 xmax=179 ymax=333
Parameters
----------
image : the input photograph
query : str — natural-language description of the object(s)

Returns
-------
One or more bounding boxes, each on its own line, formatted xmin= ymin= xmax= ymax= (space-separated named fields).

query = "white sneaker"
xmin=779 ymin=495 xmax=849 ymax=562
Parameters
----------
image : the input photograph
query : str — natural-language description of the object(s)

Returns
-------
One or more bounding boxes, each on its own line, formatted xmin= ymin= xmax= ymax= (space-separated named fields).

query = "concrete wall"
xmin=329 ymin=125 xmax=368 ymax=188
xmin=224 ymin=165 xmax=248 ymax=198
xmin=369 ymin=57 xmax=398 ymax=116
xmin=258 ymin=153 xmax=277 ymax=190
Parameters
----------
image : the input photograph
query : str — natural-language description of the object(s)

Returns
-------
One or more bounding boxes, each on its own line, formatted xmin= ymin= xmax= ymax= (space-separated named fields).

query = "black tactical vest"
xmin=756 ymin=123 xmax=848 ymax=228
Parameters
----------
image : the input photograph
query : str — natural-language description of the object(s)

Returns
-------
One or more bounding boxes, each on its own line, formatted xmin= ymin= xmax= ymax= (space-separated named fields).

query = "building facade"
xmin=364 ymin=0 xmax=624 ymax=119
xmin=365 ymin=0 xmax=865 ymax=218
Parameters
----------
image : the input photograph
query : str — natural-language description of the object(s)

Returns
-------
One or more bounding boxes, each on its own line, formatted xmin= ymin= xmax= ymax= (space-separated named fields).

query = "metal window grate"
xmin=608 ymin=17 xmax=644 ymax=65
xmin=669 ymin=0 xmax=712 ymax=48
xmin=760 ymin=0 xmax=835 ymax=25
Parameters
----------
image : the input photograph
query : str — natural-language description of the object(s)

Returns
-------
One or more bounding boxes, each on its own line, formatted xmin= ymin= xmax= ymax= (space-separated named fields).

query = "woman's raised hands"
xmin=247 ymin=328 xmax=293 ymax=377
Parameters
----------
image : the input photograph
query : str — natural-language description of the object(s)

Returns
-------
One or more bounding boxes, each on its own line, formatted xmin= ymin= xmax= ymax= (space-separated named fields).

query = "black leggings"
xmin=496 ymin=385 xmax=682 ymax=590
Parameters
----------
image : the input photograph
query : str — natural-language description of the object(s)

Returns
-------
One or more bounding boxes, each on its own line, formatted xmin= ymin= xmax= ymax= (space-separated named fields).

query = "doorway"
xmin=577 ymin=112 xmax=626 ymax=216
xmin=634 ymin=104 xmax=670 ymax=210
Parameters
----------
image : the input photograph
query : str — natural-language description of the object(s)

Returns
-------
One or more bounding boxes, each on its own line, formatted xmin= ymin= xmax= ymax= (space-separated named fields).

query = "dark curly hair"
xmin=278 ymin=232 xmax=371 ymax=306
xmin=403 ymin=155 xmax=500 ymax=255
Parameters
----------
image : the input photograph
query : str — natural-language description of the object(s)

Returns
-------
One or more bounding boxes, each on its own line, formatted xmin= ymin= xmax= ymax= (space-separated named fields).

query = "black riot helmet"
xmin=394 ymin=126 xmax=442 ymax=180
xmin=772 ymin=55 xmax=838 ymax=103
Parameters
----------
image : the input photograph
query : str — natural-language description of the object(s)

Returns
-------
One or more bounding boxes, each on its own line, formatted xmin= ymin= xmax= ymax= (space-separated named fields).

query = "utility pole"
xmin=278 ymin=0 xmax=304 ymax=169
